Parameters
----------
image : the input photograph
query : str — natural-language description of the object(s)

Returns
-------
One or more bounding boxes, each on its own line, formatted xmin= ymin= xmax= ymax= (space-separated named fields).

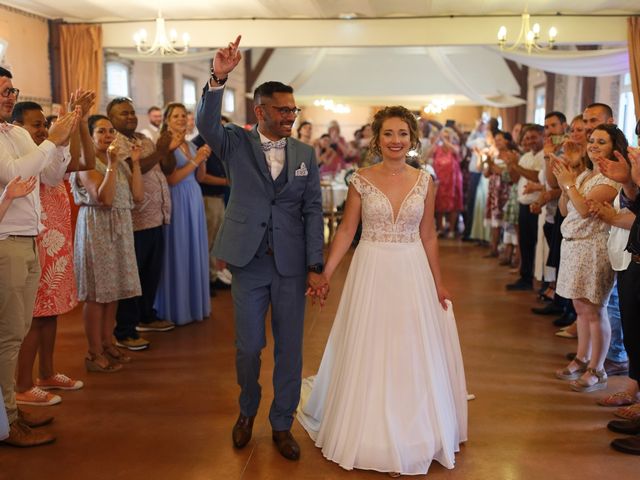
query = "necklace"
xmin=382 ymin=164 xmax=406 ymax=177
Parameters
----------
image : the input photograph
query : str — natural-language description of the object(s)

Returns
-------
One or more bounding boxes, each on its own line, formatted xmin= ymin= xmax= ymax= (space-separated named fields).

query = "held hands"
xmin=1 ymin=176 xmax=37 ymax=201
xmin=213 ymin=35 xmax=242 ymax=78
xmin=306 ymin=272 xmax=330 ymax=308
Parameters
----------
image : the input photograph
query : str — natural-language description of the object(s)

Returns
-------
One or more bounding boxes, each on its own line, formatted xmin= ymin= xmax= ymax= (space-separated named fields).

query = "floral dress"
xmin=32 ymin=182 xmax=78 ymax=317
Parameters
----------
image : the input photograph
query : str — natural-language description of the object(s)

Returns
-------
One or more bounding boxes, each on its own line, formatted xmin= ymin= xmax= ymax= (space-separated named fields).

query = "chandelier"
xmin=313 ymin=99 xmax=351 ymax=114
xmin=423 ymin=98 xmax=455 ymax=115
xmin=133 ymin=11 xmax=190 ymax=56
xmin=497 ymin=9 xmax=557 ymax=54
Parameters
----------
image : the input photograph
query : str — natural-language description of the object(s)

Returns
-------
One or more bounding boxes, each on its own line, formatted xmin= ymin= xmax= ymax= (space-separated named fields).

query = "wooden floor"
xmin=1 ymin=240 xmax=637 ymax=480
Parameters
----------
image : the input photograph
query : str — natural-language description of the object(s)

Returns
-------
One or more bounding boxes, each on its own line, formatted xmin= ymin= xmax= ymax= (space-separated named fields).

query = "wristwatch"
xmin=307 ymin=263 xmax=324 ymax=274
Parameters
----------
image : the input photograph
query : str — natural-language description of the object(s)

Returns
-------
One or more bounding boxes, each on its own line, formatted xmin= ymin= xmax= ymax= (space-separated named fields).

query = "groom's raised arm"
xmin=196 ymin=86 xmax=239 ymax=161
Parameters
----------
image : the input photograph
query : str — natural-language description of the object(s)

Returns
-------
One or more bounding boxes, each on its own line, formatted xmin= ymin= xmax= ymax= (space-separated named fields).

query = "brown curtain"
xmin=53 ymin=23 xmax=103 ymax=110
xmin=628 ymin=17 xmax=640 ymax=118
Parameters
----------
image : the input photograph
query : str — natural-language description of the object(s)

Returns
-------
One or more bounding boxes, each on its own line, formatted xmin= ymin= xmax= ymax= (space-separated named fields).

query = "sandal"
xmin=103 ymin=344 xmax=132 ymax=364
xmin=85 ymin=353 xmax=122 ymax=373
xmin=555 ymin=357 xmax=589 ymax=380
xmin=570 ymin=368 xmax=607 ymax=393
xmin=598 ymin=391 xmax=637 ymax=407
xmin=614 ymin=403 xmax=640 ymax=420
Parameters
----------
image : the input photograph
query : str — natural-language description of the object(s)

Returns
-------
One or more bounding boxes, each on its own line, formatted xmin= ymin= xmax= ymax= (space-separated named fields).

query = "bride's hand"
xmin=436 ymin=284 xmax=451 ymax=310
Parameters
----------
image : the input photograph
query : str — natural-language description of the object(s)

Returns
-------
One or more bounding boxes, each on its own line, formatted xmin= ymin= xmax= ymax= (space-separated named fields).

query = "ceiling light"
xmin=497 ymin=8 xmax=557 ymax=54
xmin=423 ymin=98 xmax=455 ymax=115
xmin=133 ymin=11 xmax=190 ymax=56
xmin=313 ymin=99 xmax=351 ymax=114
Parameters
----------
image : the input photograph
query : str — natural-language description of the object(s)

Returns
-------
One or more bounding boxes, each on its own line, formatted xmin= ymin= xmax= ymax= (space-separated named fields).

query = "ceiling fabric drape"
xmin=494 ymin=47 xmax=629 ymax=77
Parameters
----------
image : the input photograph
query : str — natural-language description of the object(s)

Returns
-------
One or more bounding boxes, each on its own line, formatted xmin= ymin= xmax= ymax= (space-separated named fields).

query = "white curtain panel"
xmin=493 ymin=47 xmax=629 ymax=77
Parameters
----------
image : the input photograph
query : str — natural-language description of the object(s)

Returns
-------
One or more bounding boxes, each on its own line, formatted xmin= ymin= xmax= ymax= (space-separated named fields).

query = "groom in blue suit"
xmin=196 ymin=36 xmax=325 ymax=460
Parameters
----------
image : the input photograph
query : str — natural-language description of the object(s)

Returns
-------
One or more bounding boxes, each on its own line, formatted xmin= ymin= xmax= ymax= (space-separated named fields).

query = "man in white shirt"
xmin=0 ymin=68 xmax=78 ymax=447
xmin=506 ymin=124 xmax=545 ymax=291
xmin=139 ymin=105 xmax=162 ymax=143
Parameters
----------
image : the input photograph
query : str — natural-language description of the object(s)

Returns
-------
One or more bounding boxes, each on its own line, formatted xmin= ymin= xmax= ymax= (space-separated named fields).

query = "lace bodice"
xmin=350 ymin=169 xmax=429 ymax=243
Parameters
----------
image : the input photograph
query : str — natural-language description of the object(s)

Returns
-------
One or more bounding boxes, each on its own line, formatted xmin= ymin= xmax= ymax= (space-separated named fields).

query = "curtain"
xmin=56 ymin=24 xmax=103 ymax=109
xmin=628 ymin=17 xmax=640 ymax=119
xmin=495 ymin=47 xmax=629 ymax=78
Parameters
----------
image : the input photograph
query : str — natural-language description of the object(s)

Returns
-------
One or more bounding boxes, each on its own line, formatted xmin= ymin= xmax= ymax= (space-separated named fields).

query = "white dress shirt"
xmin=517 ymin=150 xmax=545 ymax=205
xmin=0 ymin=124 xmax=70 ymax=239
xmin=257 ymin=129 xmax=286 ymax=180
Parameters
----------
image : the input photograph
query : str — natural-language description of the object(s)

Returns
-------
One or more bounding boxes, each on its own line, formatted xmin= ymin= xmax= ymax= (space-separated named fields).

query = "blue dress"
xmin=154 ymin=143 xmax=211 ymax=325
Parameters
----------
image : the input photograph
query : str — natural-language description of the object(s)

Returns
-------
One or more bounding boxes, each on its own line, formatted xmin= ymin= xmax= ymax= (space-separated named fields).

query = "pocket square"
xmin=294 ymin=162 xmax=308 ymax=177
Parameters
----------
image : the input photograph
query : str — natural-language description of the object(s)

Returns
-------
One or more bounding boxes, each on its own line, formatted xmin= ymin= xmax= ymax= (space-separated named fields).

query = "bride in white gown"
xmin=297 ymin=106 xmax=468 ymax=476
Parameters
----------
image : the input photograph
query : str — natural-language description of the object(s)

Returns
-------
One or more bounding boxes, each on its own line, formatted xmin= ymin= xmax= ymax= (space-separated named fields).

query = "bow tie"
xmin=0 ymin=122 xmax=13 ymax=133
xmin=261 ymin=138 xmax=287 ymax=152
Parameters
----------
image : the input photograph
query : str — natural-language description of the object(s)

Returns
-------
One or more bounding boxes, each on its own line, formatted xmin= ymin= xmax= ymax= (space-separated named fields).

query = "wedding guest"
xmin=506 ymin=124 xmax=544 ymax=291
xmin=463 ymin=120 xmax=487 ymax=241
xmin=12 ymin=94 xmax=95 ymax=406
xmin=71 ymin=114 xmax=144 ymax=371
xmin=429 ymin=127 xmax=463 ymax=237
xmin=0 ymin=67 xmax=79 ymax=447
xmin=110 ymin=98 xmax=177 ymax=349
xmin=553 ymin=124 xmax=622 ymax=392
xmin=140 ymin=106 xmax=162 ymax=143
xmin=297 ymin=121 xmax=313 ymax=145
xmin=154 ymin=103 xmax=211 ymax=325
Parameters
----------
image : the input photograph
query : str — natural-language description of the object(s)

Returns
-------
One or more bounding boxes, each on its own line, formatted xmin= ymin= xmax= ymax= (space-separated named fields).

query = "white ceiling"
xmin=3 ymin=1 xmax=638 ymax=108
xmin=3 ymin=0 xmax=640 ymax=22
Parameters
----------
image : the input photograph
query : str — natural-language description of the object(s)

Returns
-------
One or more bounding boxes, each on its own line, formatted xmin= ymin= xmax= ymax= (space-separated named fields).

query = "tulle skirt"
xmin=297 ymin=240 xmax=468 ymax=475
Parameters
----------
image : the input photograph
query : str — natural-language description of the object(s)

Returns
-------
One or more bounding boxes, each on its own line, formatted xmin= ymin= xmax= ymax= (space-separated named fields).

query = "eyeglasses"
xmin=260 ymin=104 xmax=301 ymax=116
xmin=1 ymin=87 xmax=19 ymax=98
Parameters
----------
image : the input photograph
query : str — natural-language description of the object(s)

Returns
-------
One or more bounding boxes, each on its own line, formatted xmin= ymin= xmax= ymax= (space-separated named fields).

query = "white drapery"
xmin=493 ymin=47 xmax=629 ymax=77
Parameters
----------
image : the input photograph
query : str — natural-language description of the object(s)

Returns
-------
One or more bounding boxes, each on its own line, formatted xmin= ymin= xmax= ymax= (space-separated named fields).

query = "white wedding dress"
xmin=297 ymin=169 xmax=468 ymax=475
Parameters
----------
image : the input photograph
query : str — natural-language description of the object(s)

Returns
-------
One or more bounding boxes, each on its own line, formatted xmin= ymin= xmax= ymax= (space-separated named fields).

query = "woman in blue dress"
xmin=154 ymin=103 xmax=211 ymax=325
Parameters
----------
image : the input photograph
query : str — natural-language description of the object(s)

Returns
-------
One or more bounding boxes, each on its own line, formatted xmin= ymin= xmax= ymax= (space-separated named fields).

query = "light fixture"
xmin=497 ymin=8 xmax=557 ymax=54
xmin=313 ymin=99 xmax=351 ymax=114
xmin=423 ymin=98 xmax=455 ymax=115
xmin=133 ymin=11 xmax=190 ymax=56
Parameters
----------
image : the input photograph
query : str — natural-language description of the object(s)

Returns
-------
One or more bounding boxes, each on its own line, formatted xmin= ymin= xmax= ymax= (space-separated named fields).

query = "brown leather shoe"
xmin=611 ymin=435 xmax=640 ymax=455
xmin=232 ymin=414 xmax=255 ymax=449
xmin=2 ymin=421 xmax=55 ymax=447
xmin=18 ymin=408 xmax=54 ymax=428
xmin=272 ymin=430 xmax=300 ymax=460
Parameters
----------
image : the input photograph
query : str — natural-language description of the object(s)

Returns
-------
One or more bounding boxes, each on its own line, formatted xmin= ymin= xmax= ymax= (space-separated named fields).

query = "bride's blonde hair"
xmin=369 ymin=106 xmax=421 ymax=157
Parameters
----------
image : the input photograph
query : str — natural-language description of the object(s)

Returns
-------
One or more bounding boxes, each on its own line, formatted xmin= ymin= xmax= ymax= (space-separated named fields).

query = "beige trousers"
xmin=203 ymin=196 xmax=225 ymax=280
xmin=0 ymin=237 xmax=40 ymax=424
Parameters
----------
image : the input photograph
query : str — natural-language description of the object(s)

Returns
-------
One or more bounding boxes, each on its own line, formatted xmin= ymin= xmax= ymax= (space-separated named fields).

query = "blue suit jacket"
xmin=196 ymin=86 xmax=324 ymax=277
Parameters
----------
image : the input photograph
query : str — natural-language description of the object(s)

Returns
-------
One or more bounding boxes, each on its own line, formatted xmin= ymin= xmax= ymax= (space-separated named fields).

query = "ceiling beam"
xmin=101 ymin=16 xmax=628 ymax=49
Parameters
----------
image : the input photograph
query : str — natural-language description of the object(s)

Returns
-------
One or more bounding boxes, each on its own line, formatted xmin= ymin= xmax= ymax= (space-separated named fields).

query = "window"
xmin=533 ymin=86 xmax=545 ymax=125
xmin=618 ymin=73 xmax=638 ymax=146
xmin=223 ymin=88 xmax=235 ymax=113
xmin=182 ymin=77 xmax=197 ymax=107
xmin=106 ymin=61 xmax=130 ymax=98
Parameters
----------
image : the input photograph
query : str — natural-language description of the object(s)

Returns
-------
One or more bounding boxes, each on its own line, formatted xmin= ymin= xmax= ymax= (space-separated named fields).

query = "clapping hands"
xmin=1 ymin=176 xmax=37 ymax=201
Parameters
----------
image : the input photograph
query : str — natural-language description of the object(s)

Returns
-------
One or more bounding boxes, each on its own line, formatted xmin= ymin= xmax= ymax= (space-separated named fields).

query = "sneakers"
xmin=18 ymin=408 xmax=53 ymax=428
xmin=36 ymin=373 xmax=84 ymax=391
xmin=115 ymin=337 xmax=150 ymax=351
xmin=15 ymin=387 xmax=62 ymax=406
xmin=136 ymin=320 xmax=176 ymax=332
xmin=1 ymin=420 xmax=55 ymax=447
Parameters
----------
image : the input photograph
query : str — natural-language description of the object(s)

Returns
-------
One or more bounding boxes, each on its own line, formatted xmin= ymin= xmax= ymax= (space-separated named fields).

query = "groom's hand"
xmin=306 ymin=272 xmax=329 ymax=307
xmin=213 ymin=35 xmax=242 ymax=78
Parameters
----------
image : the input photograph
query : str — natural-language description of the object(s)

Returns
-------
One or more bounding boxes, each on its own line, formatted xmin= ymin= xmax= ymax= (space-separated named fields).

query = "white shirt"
xmin=140 ymin=124 xmax=160 ymax=143
xmin=0 ymin=124 xmax=70 ymax=239
xmin=257 ymin=129 xmax=286 ymax=180
xmin=608 ymin=195 xmax=632 ymax=271
xmin=517 ymin=150 xmax=545 ymax=205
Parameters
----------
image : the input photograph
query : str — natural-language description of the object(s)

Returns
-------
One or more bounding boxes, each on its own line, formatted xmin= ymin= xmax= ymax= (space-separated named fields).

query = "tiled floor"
xmin=1 ymin=240 xmax=637 ymax=479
